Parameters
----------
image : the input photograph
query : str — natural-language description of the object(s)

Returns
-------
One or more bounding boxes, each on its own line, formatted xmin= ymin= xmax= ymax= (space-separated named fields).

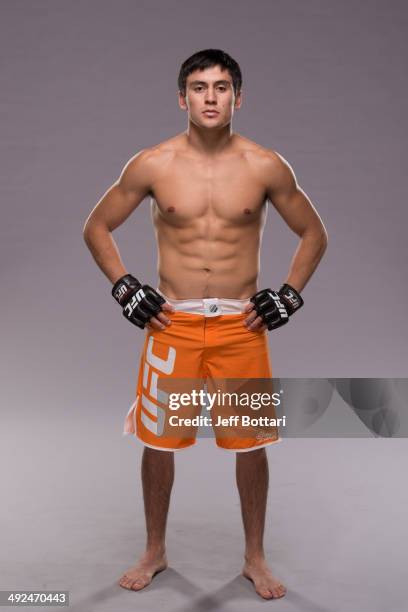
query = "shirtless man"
xmin=83 ymin=49 xmax=328 ymax=600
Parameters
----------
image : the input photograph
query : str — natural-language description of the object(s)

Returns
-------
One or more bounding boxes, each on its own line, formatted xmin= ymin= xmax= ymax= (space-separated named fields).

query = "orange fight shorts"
xmin=123 ymin=289 xmax=281 ymax=452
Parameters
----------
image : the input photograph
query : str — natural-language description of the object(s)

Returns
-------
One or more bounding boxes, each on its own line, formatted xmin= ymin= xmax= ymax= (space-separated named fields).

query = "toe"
xmin=258 ymin=587 xmax=273 ymax=599
xmin=272 ymin=584 xmax=286 ymax=598
xmin=130 ymin=579 xmax=142 ymax=590
xmin=130 ymin=577 xmax=149 ymax=591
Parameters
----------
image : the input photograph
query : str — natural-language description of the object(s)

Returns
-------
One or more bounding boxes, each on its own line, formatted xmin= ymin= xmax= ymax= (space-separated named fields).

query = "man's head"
xmin=177 ymin=49 xmax=242 ymax=130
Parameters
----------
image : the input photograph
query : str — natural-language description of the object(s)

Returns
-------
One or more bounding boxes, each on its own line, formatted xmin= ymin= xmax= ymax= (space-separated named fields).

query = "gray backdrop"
xmin=1 ymin=2 xmax=407 ymax=611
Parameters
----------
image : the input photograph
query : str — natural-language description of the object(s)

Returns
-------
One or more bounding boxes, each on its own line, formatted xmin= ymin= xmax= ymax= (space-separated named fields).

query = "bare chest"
xmin=150 ymin=155 xmax=267 ymax=224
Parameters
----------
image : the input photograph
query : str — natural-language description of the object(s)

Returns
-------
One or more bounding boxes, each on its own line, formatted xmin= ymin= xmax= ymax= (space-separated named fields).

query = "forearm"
xmin=284 ymin=230 xmax=328 ymax=293
xmin=83 ymin=224 xmax=127 ymax=285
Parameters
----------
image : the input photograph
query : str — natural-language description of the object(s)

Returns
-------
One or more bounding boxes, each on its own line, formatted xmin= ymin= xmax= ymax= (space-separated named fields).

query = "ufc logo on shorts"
xmin=140 ymin=337 xmax=176 ymax=436
xmin=124 ymin=288 xmax=145 ymax=316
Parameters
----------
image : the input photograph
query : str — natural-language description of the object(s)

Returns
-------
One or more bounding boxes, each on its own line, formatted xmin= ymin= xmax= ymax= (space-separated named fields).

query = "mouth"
xmin=203 ymin=110 xmax=219 ymax=117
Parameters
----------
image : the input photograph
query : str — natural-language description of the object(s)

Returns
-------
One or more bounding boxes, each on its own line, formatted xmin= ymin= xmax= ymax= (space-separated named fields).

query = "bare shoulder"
xmin=119 ymin=135 xmax=182 ymax=187
xmin=236 ymin=135 xmax=295 ymax=182
xmin=122 ymin=140 xmax=174 ymax=174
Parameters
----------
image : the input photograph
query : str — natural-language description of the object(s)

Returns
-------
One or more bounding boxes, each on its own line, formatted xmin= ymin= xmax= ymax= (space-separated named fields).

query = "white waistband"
xmin=156 ymin=289 xmax=249 ymax=316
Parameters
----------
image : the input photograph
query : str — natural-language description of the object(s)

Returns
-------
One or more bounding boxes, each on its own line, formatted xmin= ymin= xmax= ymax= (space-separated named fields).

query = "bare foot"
xmin=118 ymin=550 xmax=168 ymax=591
xmin=242 ymin=557 xmax=287 ymax=600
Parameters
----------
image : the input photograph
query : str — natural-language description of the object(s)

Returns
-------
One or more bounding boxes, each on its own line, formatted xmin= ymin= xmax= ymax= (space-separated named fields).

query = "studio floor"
xmin=2 ymin=409 xmax=407 ymax=612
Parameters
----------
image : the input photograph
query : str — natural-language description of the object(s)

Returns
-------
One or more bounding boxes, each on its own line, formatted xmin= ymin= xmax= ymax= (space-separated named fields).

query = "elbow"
xmin=82 ymin=222 xmax=93 ymax=245
xmin=302 ymin=226 xmax=328 ymax=259
xmin=82 ymin=213 xmax=92 ymax=240
xmin=312 ymin=223 xmax=328 ymax=252
xmin=82 ymin=219 xmax=108 ymax=245
xmin=316 ymin=232 xmax=328 ymax=260
xmin=319 ymin=228 xmax=328 ymax=253
xmin=303 ymin=226 xmax=328 ymax=250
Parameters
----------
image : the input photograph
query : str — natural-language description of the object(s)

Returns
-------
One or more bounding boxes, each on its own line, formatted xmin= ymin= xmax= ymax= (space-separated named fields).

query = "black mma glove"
xmin=111 ymin=274 xmax=165 ymax=329
xmin=278 ymin=283 xmax=304 ymax=316
xmin=249 ymin=283 xmax=303 ymax=331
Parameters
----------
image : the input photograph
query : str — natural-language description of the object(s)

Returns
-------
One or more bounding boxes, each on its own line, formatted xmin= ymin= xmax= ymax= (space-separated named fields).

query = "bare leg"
xmin=236 ymin=447 xmax=286 ymax=599
xmin=119 ymin=447 xmax=174 ymax=591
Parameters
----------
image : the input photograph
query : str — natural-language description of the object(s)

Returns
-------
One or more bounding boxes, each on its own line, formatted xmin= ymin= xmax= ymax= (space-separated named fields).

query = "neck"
xmin=185 ymin=120 xmax=234 ymax=156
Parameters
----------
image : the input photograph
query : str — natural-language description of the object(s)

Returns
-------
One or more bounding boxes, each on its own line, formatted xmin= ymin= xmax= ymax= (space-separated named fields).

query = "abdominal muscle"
xmin=155 ymin=216 xmax=263 ymax=300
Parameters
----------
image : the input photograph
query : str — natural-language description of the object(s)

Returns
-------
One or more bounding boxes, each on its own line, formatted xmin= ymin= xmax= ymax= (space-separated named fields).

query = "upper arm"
xmin=83 ymin=149 xmax=156 ymax=233
xmin=263 ymin=151 xmax=327 ymax=239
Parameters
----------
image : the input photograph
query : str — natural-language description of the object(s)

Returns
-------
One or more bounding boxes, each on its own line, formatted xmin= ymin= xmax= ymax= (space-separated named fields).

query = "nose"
xmin=205 ymin=87 xmax=216 ymax=103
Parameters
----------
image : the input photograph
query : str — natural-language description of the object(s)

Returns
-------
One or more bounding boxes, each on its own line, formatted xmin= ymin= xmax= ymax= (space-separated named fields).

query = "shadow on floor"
xmin=57 ymin=566 xmax=336 ymax=612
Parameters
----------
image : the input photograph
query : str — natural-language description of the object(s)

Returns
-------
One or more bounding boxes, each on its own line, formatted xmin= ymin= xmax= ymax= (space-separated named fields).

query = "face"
xmin=178 ymin=65 xmax=241 ymax=129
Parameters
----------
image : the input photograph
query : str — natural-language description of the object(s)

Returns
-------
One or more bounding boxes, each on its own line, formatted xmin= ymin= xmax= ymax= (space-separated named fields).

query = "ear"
xmin=178 ymin=90 xmax=188 ymax=111
xmin=234 ymin=90 xmax=242 ymax=109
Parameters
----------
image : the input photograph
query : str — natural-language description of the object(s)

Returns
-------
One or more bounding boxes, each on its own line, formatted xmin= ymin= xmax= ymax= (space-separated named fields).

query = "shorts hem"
xmin=216 ymin=437 xmax=282 ymax=452
xmin=122 ymin=431 xmax=196 ymax=452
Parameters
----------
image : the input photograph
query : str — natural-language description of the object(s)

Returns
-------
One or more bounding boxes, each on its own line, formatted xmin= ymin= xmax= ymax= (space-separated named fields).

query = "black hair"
xmin=177 ymin=49 xmax=242 ymax=97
